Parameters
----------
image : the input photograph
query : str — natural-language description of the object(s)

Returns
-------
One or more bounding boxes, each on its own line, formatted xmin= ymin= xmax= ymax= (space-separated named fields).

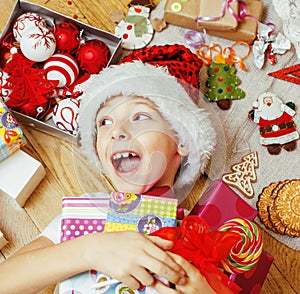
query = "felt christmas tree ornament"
xmin=3 ymin=53 xmax=58 ymax=118
xmin=76 ymin=54 xmax=216 ymax=195
xmin=196 ymin=42 xmax=250 ymax=110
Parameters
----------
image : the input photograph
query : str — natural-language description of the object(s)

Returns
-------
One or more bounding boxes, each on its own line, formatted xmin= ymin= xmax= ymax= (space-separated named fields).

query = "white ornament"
xmin=13 ymin=12 xmax=47 ymax=43
xmin=20 ymin=26 xmax=56 ymax=62
xmin=52 ymin=98 xmax=80 ymax=135
xmin=0 ymin=70 xmax=11 ymax=102
xmin=44 ymin=53 xmax=79 ymax=88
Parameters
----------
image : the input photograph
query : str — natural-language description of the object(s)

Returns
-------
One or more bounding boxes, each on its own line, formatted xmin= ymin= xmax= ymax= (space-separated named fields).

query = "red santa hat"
xmin=77 ymin=45 xmax=216 ymax=194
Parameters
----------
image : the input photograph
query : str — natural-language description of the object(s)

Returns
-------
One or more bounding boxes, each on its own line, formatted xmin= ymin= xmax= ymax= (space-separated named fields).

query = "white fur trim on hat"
xmin=77 ymin=61 xmax=216 ymax=194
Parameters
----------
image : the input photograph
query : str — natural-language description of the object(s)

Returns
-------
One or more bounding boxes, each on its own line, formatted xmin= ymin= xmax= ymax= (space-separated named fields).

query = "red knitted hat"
xmin=119 ymin=44 xmax=203 ymax=104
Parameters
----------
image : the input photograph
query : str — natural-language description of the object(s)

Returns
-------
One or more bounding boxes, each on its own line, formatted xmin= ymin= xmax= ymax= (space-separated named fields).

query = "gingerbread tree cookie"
xmin=222 ymin=151 xmax=258 ymax=198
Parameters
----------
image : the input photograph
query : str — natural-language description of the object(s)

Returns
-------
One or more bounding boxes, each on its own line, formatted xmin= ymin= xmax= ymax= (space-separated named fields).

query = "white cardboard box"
xmin=0 ymin=150 xmax=46 ymax=207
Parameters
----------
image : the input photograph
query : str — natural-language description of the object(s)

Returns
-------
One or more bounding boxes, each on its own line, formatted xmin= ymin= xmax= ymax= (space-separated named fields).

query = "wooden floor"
xmin=0 ymin=0 xmax=299 ymax=293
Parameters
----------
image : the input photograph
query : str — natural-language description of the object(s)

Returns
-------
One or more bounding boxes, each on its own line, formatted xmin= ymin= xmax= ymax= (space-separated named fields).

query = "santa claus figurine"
xmin=249 ymin=92 xmax=299 ymax=155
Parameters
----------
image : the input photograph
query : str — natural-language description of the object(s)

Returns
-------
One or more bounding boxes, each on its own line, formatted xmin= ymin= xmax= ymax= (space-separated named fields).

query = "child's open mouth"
xmin=111 ymin=151 xmax=141 ymax=173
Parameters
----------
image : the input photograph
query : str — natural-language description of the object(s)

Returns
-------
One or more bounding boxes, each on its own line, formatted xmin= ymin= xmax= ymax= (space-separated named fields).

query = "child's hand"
xmin=84 ymin=231 xmax=186 ymax=290
xmin=165 ymin=253 xmax=216 ymax=294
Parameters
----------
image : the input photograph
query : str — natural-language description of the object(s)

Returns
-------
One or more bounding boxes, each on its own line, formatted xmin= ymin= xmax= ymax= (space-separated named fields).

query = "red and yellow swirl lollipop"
xmin=218 ymin=218 xmax=263 ymax=274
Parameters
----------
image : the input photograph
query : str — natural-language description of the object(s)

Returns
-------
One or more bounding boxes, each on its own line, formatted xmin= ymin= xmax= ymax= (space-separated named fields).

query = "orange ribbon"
xmin=196 ymin=41 xmax=251 ymax=70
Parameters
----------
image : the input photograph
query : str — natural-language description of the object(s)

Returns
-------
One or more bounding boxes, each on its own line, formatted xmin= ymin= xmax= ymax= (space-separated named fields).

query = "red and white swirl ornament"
xmin=52 ymin=98 xmax=80 ymax=135
xmin=44 ymin=53 xmax=79 ymax=88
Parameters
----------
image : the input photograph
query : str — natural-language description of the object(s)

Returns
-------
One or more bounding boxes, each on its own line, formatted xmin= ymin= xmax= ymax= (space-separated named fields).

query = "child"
xmin=0 ymin=61 xmax=216 ymax=294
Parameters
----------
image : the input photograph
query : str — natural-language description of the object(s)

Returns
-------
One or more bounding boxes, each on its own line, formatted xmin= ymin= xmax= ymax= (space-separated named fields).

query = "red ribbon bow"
xmin=151 ymin=215 xmax=242 ymax=294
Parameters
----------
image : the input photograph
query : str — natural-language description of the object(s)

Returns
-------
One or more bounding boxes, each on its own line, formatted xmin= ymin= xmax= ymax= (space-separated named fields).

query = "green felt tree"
xmin=205 ymin=54 xmax=245 ymax=110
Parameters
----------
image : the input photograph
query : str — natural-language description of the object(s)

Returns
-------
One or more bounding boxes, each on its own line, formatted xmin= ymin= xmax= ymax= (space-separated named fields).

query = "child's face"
xmin=95 ymin=95 xmax=184 ymax=194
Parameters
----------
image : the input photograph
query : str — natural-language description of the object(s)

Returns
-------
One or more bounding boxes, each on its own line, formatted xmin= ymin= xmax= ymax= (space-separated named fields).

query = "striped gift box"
xmin=61 ymin=194 xmax=110 ymax=242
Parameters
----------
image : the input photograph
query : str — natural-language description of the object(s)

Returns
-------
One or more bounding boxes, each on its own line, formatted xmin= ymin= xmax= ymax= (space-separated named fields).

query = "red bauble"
xmin=54 ymin=22 xmax=80 ymax=53
xmin=76 ymin=39 xmax=111 ymax=74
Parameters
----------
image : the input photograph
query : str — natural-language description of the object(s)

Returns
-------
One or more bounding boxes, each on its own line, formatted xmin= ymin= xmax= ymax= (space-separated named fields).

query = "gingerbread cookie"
xmin=222 ymin=151 xmax=258 ymax=198
xmin=257 ymin=179 xmax=300 ymax=237
xmin=268 ymin=181 xmax=289 ymax=235
xmin=257 ymin=181 xmax=278 ymax=231
xmin=275 ymin=180 xmax=300 ymax=233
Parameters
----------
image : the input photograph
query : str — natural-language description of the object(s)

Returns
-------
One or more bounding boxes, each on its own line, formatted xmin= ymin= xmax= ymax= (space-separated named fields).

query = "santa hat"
xmin=77 ymin=57 xmax=216 ymax=194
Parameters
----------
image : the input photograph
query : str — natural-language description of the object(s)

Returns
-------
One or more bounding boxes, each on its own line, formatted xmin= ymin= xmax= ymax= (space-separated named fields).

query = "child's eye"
xmin=99 ymin=118 xmax=113 ymax=126
xmin=133 ymin=113 xmax=151 ymax=121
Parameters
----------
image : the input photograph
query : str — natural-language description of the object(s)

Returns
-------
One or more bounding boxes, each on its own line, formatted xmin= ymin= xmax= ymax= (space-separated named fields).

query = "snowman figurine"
xmin=114 ymin=5 xmax=153 ymax=50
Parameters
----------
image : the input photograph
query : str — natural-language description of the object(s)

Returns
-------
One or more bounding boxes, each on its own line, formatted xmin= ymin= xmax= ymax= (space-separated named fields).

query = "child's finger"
xmin=147 ymin=235 xmax=174 ymax=250
xmin=139 ymin=250 xmax=186 ymax=286
xmin=150 ymin=278 xmax=179 ymax=294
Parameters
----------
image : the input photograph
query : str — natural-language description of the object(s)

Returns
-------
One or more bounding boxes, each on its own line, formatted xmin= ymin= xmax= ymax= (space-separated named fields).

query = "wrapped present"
xmin=229 ymin=250 xmax=274 ymax=294
xmin=164 ymin=0 xmax=263 ymax=44
xmin=59 ymin=194 xmax=110 ymax=294
xmin=205 ymin=0 xmax=264 ymax=44
xmin=0 ymin=150 xmax=46 ymax=206
xmin=164 ymin=0 xmax=239 ymax=32
xmin=104 ymin=192 xmax=178 ymax=233
xmin=60 ymin=195 xmax=110 ymax=242
xmin=59 ymin=192 xmax=178 ymax=294
xmin=189 ymin=179 xmax=258 ymax=230
xmin=0 ymin=100 xmax=25 ymax=162
xmin=152 ymin=216 xmax=267 ymax=294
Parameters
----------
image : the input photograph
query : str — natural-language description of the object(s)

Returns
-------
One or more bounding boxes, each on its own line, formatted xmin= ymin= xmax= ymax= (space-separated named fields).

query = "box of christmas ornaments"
xmin=0 ymin=0 xmax=122 ymax=143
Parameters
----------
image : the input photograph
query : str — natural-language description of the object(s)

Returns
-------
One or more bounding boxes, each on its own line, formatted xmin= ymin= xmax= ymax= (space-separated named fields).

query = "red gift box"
xmin=229 ymin=250 xmax=274 ymax=294
xmin=189 ymin=179 xmax=258 ymax=230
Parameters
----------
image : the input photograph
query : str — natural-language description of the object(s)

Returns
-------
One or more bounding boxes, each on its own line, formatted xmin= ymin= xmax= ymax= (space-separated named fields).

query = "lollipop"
xmin=218 ymin=218 xmax=263 ymax=274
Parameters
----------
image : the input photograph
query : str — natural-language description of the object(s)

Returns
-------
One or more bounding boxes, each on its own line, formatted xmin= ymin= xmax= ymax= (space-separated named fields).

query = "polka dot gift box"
xmin=189 ymin=179 xmax=273 ymax=294
xmin=189 ymin=179 xmax=258 ymax=229
xmin=60 ymin=195 xmax=110 ymax=242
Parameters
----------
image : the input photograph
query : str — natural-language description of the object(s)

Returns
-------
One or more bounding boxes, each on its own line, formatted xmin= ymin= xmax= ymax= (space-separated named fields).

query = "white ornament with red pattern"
xmin=20 ymin=26 xmax=56 ymax=62
xmin=52 ymin=98 xmax=80 ymax=135
xmin=13 ymin=12 xmax=47 ymax=43
xmin=0 ymin=70 xmax=11 ymax=102
xmin=44 ymin=53 xmax=79 ymax=88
